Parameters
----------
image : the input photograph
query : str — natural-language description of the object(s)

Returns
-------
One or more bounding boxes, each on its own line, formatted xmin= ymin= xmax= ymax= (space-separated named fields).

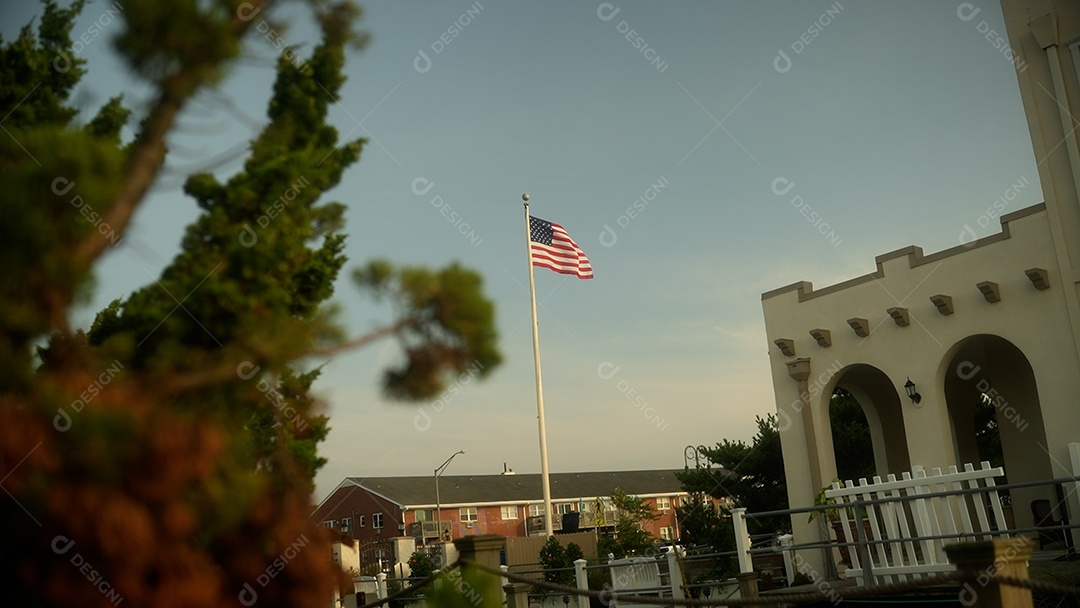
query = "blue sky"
xmin=4 ymin=1 xmax=1044 ymax=501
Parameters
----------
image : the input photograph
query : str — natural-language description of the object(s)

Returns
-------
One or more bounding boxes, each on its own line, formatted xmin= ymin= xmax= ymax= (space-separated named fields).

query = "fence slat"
xmin=814 ymin=462 xmax=1011 ymax=585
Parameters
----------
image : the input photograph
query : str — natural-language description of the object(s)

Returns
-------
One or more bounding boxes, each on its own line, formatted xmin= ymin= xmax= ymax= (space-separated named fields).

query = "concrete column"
xmin=787 ymin=358 xmax=823 ymax=494
xmin=454 ymin=535 xmax=507 ymax=608
xmin=504 ymin=582 xmax=531 ymax=608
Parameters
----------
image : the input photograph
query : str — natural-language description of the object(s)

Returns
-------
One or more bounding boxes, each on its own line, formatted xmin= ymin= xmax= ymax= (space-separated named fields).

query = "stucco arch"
xmin=820 ymin=364 xmax=912 ymax=480
xmin=940 ymin=334 xmax=1053 ymax=525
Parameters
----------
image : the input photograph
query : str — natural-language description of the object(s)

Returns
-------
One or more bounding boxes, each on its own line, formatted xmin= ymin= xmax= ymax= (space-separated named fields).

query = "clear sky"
xmin=3 ymin=1 xmax=1043 ymax=502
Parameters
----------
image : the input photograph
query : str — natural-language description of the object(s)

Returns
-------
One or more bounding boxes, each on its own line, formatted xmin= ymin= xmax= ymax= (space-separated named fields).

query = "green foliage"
xmin=353 ymin=261 xmax=502 ymax=400
xmin=675 ymin=493 xmax=734 ymax=552
xmin=425 ymin=567 xmax=502 ymax=608
xmin=829 ymin=389 xmax=875 ymax=482
xmin=677 ymin=414 xmax=788 ymax=534
xmin=402 ymin=550 xmax=438 ymax=598
xmin=0 ymin=0 xmax=87 ymax=128
xmin=0 ymin=1 xmax=502 ymax=606
xmin=407 ymin=550 xmax=437 ymax=581
xmin=974 ymin=394 xmax=1005 ymax=472
xmin=675 ymin=493 xmax=738 ymax=581
xmin=598 ymin=488 xmax=659 ymax=559
xmin=808 ymin=478 xmax=846 ymax=523
xmin=537 ymin=536 xmax=583 ymax=587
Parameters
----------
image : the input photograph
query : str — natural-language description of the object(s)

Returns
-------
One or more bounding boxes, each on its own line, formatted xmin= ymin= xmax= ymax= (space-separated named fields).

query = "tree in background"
xmin=974 ymin=394 xmax=1005 ymax=471
xmin=598 ymin=488 xmax=659 ymax=558
xmin=407 ymin=550 xmax=438 ymax=581
xmin=675 ymin=493 xmax=738 ymax=585
xmin=537 ymin=536 xmax=584 ymax=587
xmin=675 ymin=493 xmax=735 ymax=554
xmin=0 ymin=2 xmax=501 ymax=607
xmin=403 ymin=549 xmax=438 ymax=600
xmin=829 ymin=388 xmax=876 ymax=482
xmin=677 ymin=414 xmax=788 ymax=534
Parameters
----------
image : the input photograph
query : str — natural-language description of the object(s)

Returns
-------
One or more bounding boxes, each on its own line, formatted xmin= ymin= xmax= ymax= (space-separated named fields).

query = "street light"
xmin=683 ymin=445 xmax=707 ymax=471
xmin=435 ymin=450 xmax=465 ymax=542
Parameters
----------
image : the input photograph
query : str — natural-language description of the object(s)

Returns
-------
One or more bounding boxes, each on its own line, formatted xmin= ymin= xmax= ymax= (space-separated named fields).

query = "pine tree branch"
xmin=157 ymin=318 xmax=416 ymax=394
xmin=73 ymin=0 xmax=274 ymax=265
xmin=307 ymin=318 xmax=417 ymax=358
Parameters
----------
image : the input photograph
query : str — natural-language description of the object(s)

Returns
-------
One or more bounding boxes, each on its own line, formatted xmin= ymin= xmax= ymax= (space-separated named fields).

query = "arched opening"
xmin=942 ymin=335 xmax=1052 ymax=531
xmin=823 ymin=364 xmax=911 ymax=480
xmin=829 ymin=387 xmax=875 ymax=482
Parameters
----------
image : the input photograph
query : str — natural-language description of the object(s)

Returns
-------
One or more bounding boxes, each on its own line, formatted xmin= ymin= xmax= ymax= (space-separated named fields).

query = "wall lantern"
xmin=904 ymin=378 xmax=922 ymax=405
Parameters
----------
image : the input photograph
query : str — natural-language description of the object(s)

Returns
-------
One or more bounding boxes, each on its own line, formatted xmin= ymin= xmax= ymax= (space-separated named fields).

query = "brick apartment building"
xmin=313 ymin=469 xmax=713 ymax=550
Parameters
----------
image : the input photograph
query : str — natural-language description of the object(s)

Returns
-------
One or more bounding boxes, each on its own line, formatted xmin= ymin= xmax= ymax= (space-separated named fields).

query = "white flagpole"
xmin=523 ymin=194 xmax=554 ymax=537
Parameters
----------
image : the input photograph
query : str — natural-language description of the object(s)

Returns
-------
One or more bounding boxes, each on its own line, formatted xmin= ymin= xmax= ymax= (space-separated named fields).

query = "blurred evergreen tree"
xmin=0 ymin=2 xmax=501 ymax=606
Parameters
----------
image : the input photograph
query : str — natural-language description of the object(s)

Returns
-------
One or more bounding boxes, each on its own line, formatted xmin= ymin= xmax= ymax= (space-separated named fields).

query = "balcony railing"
xmin=525 ymin=511 xmax=618 ymax=534
xmin=408 ymin=520 xmax=453 ymax=539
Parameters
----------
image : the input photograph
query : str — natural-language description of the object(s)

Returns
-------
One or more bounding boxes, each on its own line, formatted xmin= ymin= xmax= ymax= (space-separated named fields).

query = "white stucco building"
xmin=761 ymin=0 xmax=1080 ymax=564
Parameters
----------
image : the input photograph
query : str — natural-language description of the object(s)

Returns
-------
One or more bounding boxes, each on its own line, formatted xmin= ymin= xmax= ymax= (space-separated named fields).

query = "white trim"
xmin=339 ymin=479 xmax=405 ymax=510
xmin=403 ymin=491 xmax=689 ymax=510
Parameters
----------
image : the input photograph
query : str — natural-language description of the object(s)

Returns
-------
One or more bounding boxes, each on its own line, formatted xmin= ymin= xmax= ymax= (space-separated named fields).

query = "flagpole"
xmin=523 ymin=193 xmax=555 ymax=537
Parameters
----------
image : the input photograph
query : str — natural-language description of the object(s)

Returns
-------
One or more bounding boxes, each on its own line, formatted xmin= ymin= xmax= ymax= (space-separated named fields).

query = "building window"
xmin=323 ymin=520 xmax=336 ymax=528
xmin=460 ymin=507 xmax=478 ymax=522
xmin=500 ymin=506 xmax=518 ymax=520
xmin=657 ymin=497 xmax=671 ymax=512
xmin=373 ymin=513 xmax=383 ymax=529
xmin=415 ymin=509 xmax=431 ymax=522
xmin=358 ymin=515 xmax=365 ymax=528
xmin=528 ymin=504 xmax=545 ymax=517
xmin=340 ymin=517 xmax=352 ymax=532
xmin=659 ymin=527 xmax=673 ymax=541
xmin=555 ymin=503 xmax=576 ymax=515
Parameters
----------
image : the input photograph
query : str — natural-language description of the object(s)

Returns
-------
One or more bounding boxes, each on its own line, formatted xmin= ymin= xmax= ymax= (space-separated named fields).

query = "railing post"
xmin=501 ymin=564 xmax=510 ymax=607
xmin=454 ymin=535 xmax=506 ymax=608
xmin=375 ymin=572 xmax=387 ymax=599
xmin=574 ymin=558 xmax=589 ymax=608
xmin=732 ymin=507 xmax=754 ymax=573
xmin=945 ymin=538 xmax=1035 ymax=608
xmin=504 ymin=582 xmax=532 ymax=608
xmin=852 ymin=500 xmax=874 ymax=587
xmin=736 ymin=572 xmax=760 ymax=608
xmin=1068 ymin=443 xmax=1080 ymax=552
xmin=666 ymin=550 xmax=685 ymax=601
xmin=776 ymin=533 xmax=795 ymax=586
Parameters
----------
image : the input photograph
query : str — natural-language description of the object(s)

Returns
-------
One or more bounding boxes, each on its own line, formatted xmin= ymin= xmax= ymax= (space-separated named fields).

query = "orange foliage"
xmin=0 ymin=373 xmax=348 ymax=608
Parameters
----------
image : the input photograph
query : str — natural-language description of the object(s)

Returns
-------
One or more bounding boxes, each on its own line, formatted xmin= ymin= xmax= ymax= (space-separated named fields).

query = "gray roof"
xmin=347 ymin=469 xmax=688 ymax=507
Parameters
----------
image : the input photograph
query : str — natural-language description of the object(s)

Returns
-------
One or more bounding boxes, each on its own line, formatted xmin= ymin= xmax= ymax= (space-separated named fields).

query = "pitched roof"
xmin=346 ymin=469 xmax=690 ymax=507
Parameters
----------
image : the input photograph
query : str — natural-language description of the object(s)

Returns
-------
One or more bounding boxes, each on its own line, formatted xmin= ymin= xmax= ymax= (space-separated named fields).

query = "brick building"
xmin=313 ymin=469 xmax=710 ymax=551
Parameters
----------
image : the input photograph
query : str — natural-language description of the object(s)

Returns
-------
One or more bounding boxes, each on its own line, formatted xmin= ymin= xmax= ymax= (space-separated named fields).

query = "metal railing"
xmin=733 ymin=474 xmax=1078 ymax=586
xmin=408 ymin=520 xmax=454 ymax=539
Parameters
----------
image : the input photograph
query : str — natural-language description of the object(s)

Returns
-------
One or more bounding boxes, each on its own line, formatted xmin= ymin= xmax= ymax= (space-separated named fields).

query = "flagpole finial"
xmin=522 ymin=193 xmax=530 ymax=202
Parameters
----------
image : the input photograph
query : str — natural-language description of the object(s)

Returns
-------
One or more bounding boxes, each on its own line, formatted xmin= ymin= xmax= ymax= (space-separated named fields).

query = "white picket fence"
xmin=732 ymin=461 xmax=1010 ymax=587
xmin=827 ymin=461 xmax=1008 ymax=584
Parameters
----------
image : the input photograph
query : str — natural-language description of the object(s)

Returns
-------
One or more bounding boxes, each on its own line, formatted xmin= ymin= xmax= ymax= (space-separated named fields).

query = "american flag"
xmin=530 ymin=217 xmax=593 ymax=279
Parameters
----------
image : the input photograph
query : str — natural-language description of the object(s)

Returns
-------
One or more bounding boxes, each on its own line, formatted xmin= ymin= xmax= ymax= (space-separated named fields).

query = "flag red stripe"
xmin=530 ymin=219 xmax=593 ymax=279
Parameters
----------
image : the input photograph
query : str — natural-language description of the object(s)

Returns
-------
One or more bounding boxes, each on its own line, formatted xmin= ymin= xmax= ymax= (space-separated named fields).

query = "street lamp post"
xmin=435 ymin=450 xmax=465 ymax=542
